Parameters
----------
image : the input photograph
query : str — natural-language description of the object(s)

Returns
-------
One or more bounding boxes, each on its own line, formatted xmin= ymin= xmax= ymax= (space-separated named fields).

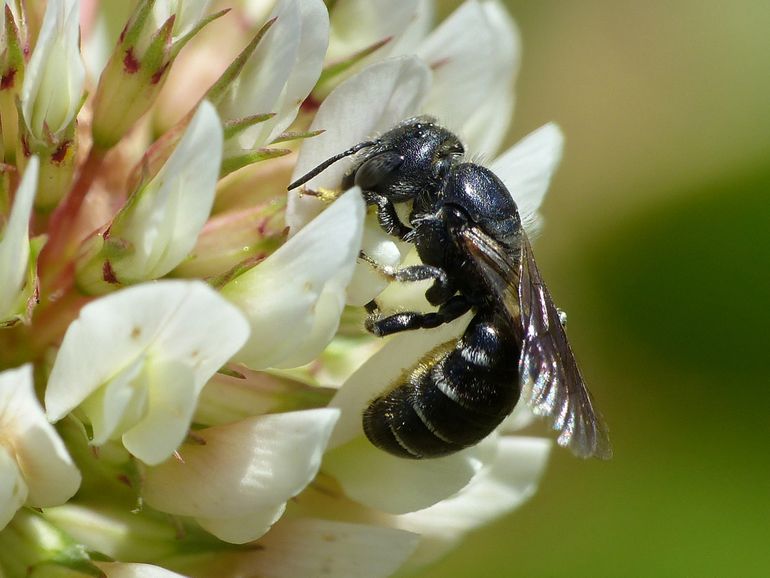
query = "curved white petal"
xmin=0 ymin=365 xmax=80 ymax=513
xmin=454 ymin=0 xmax=520 ymax=155
xmin=287 ymin=56 xmax=431 ymax=230
xmin=0 ymin=448 xmax=27 ymax=530
xmin=325 ymin=434 xmax=495 ymax=514
xmin=111 ymin=101 xmax=223 ymax=281
xmin=46 ymin=281 xmax=249 ymax=464
xmin=95 ymin=562 xmax=189 ymax=578
xmin=389 ymin=0 xmax=435 ymax=55
xmin=0 ymin=157 xmax=38 ymax=321
xmin=326 ymin=0 xmax=420 ymax=61
xmin=345 ymin=221 xmax=410 ymax=307
xmin=142 ymin=409 xmax=339 ymax=540
xmin=196 ymin=502 xmax=286 ymax=545
xmin=21 ymin=0 xmax=85 ymax=137
xmin=220 ymin=0 xmax=328 ymax=153
xmin=417 ymin=0 xmax=520 ymax=155
xmin=121 ymin=359 xmax=198 ymax=466
xmin=225 ymin=188 xmax=364 ymax=369
xmin=489 ymin=122 xmax=564 ymax=237
xmin=251 ymin=519 xmax=419 ymax=578
xmin=393 ymin=436 xmax=551 ymax=566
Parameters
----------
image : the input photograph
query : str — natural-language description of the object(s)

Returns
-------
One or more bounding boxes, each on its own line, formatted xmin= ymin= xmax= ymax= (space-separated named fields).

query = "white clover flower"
xmin=222 ymin=187 xmax=365 ymax=369
xmin=20 ymin=0 xmax=84 ymax=140
xmin=213 ymin=0 xmax=329 ymax=159
xmin=0 ymin=1 xmax=573 ymax=575
xmin=142 ymin=408 xmax=340 ymax=543
xmin=45 ymin=281 xmax=250 ymax=465
xmin=76 ymin=101 xmax=224 ymax=291
xmin=0 ymin=365 xmax=80 ymax=530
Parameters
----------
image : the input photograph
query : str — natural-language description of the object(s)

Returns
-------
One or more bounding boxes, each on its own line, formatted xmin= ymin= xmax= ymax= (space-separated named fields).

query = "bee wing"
xmin=458 ymin=227 xmax=612 ymax=459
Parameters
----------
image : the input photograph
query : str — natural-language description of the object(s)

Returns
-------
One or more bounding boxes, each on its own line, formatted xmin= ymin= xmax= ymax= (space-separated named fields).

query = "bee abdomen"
xmin=362 ymin=312 xmax=521 ymax=459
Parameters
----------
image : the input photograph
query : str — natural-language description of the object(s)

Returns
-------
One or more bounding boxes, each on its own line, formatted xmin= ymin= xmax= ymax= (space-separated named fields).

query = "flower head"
xmin=0 ymin=1 xmax=573 ymax=576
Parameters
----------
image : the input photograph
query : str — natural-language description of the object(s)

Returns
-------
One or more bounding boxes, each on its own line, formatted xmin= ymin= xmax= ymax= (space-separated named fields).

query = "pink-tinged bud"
xmin=90 ymin=0 xmax=225 ymax=151
xmin=0 ymin=3 xmax=27 ymax=164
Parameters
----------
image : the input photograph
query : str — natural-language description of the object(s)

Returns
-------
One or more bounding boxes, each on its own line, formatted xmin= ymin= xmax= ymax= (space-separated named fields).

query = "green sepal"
xmin=219 ymin=147 xmax=291 ymax=178
xmin=206 ymin=16 xmax=277 ymax=105
xmin=270 ymin=129 xmax=325 ymax=144
xmin=169 ymin=8 xmax=231 ymax=61
xmin=120 ymin=0 xmax=156 ymax=49
xmin=222 ymin=113 xmax=275 ymax=141
xmin=316 ymin=36 xmax=393 ymax=90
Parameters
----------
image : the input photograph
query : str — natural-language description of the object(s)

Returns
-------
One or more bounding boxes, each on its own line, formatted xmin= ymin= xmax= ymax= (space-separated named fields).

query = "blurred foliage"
xmin=417 ymin=1 xmax=770 ymax=577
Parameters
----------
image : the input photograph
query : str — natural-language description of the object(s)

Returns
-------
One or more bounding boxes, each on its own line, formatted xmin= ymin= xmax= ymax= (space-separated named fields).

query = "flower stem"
xmin=38 ymin=146 xmax=106 ymax=297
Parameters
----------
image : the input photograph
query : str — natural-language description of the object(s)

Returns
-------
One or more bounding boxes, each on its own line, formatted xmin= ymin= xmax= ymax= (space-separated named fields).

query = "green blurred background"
xmin=420 ymin=1 xmax=770 ymax=577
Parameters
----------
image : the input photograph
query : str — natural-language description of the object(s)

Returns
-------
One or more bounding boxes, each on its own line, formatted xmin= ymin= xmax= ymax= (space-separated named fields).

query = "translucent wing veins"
xmin=458 ymin=226 xmax=612 ymax=459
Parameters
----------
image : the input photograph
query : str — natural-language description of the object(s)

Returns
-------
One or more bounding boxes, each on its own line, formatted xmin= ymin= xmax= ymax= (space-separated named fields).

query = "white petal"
xmin=500 ymin=399 xmax=538 ymax=432
xmin=46 ymin=281 xmax=249 ymax=464
xmin=80 ymin=356 xmax=149 ymax=445
xmin=0 ymin=448 xmax=27 ymax=530
xmin=287 ymin=56 xmax=431 ymax=230
xmin=0 ymin=157 xmax=38 ymax=321
xmin=121 ymin=359 xmax=198 ymax=466
xmin=47 ymin=281 xmax=248 ymax=421
xmin=389 ymin=0 xmax=435 ymax=55
xmin=417 ymin=0 xmax=520 ymax=155
xmin=328 ymin=314 xmax=471 ymax=448
xmin=142 ymin=409 xmax=339 ymax=539
xmin=95 ymin=562 xmax=189 ymax=578
xmin=111 ymin=101 xmax=223 ymax=281
xmin=489 ymin=122 xmax=564 ymax=237
xmin=220 ymin=0 xmax=328 ymax=152
xmin=452 ymin=0 xmax=521 ymax=155
xmin=251 ymin=519 xmax=419 ymax=578
xmin=326 ymin=0 xmax=420 ymax=61
xmin=0 ymin=365 xmax=81 ymax=510
xmin=21 ymin=0 xmax=85 ymax=136
xmin=265 ymin=0 xmax=329 ymax=142
xmin=325 ymin=434 xmax=495 ymax=514
xmin=196 ymin=502 xmax=286 ymax=544
xmin=393 ymin=436 xmax=551 ymax=566
xmin=224 ymin=189 xmax=364 ymax=369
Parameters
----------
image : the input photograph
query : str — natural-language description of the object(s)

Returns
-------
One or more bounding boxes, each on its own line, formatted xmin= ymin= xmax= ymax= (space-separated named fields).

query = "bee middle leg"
xmin=365 ymin=295 xmax=472 ymax=337
xmin=359 ymin=252 xmax=454 ymax=304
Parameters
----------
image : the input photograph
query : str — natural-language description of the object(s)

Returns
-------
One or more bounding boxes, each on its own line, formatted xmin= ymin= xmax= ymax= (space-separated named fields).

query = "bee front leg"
xmin=365 ymin=295 xmax=471 ymax=337
xmin=361 ymin=191 xmax=413 ymax=241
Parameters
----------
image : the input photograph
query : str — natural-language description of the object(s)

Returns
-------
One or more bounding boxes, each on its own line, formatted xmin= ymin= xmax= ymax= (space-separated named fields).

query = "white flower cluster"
xmin=0 ymin=0 xmax=565 ymax=576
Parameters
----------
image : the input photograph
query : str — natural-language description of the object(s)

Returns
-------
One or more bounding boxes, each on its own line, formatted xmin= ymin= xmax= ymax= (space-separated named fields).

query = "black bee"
xmin=289 ymin=117 xmax=611 ymax=460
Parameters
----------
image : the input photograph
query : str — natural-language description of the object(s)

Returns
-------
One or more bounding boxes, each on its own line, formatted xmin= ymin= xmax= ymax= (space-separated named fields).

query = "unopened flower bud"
xmin=90 ymin=0 xmax=223 ymax=150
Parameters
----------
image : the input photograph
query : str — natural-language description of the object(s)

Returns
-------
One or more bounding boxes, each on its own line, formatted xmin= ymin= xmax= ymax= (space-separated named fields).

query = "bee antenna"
xmin=287 ymin=140 xmax=377 ymax=191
